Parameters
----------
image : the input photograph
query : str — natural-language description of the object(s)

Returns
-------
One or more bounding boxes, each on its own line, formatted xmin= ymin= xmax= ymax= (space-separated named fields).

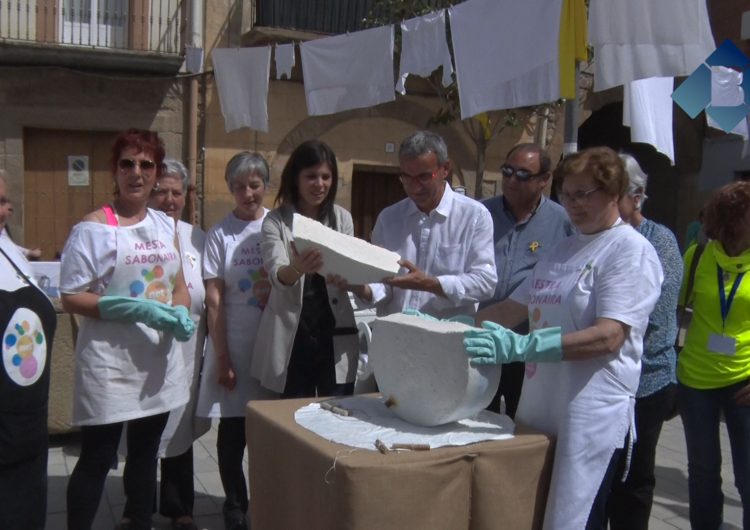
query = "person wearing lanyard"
xmin=0 ymin=174 xmax=56 ymax=530
xmin=196 ymin=152 xmax=276 ymax=530
xmin=462 ymin=147 xmax=663 ymax=529
xmin=676 ymin=180 xmax=750 ymax=530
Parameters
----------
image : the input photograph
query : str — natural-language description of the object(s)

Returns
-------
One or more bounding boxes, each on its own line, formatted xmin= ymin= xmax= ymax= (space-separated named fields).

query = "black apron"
xmin=0 ymin=249 xmax=56 ymax=529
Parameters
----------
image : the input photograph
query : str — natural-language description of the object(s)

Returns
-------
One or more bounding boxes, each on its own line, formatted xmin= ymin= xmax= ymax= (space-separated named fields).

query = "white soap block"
xmin=292 ymin=213 xmax=401 ymax=285
xmin=370 ymin=313 xmax=502 ymax=427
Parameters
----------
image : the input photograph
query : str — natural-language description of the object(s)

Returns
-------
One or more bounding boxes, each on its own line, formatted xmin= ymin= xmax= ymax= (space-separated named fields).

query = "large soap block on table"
xmin=292 ymin=213 xmax=400 ymax=285
xmin=370 ymin=313 xmax=501 ymax=426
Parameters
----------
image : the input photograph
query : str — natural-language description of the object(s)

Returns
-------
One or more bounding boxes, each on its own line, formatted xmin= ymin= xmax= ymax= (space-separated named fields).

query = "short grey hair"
xmin=161 ymin=159 xmax=189 ymax=192
xmin=619 ymin=153 xmax=649 ymax=207
xmin=399 ymin=131 xmax=449 ymax=165
xmin=225 ymin=151 xmax=270 ymax=191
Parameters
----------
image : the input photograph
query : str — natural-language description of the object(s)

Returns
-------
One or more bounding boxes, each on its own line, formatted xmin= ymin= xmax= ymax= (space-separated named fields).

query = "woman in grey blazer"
xmin=251 ymin=140 xmax=358 ymax=397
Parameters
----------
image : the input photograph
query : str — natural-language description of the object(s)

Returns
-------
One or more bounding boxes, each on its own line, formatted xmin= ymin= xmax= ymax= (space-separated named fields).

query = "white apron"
xmin=158 ymin=221 xmax=211 ymax=457
xmin=196 ymin=216 xmax=275 ymax=418
xmin=73 ymin=212 xmax=189 ymax=426
xmin=516 ymin=241 xmax=635 ymax=530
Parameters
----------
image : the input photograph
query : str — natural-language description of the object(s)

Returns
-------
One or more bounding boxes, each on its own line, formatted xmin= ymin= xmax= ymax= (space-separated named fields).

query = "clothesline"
xmin=211 ymin=0 xmax=717 ymax=163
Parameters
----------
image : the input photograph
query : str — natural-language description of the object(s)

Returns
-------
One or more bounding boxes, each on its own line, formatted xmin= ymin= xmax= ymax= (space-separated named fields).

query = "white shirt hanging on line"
xmin=623 ymin=77 xmax=675 ymax=163
xmin=448 ymin=0 xmax=562 ymax=120
xmin=589 ymin=0 xmax=714 ymax=91
xmin=300 ymin=25 xmax=395 ymax=116
xmin=212 ymin=47 xmax=271 ymax=133
xmin=396 ymin=10 xmax=453 ymax=95
xmin=706 ymin=66 xmax=749 ymax=140
xmin=275 ymin=43 xmax=295 ymax=80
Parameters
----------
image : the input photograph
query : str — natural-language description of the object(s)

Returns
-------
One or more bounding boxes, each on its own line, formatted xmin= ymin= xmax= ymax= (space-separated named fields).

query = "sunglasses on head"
xmin=500 ymin=164 xmax=544 ymax=181
xmin=118 ymin=158 xmax=157 ymax=172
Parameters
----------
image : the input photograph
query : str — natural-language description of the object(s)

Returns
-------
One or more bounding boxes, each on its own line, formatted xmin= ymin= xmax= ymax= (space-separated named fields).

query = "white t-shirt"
xmin=368 ymin=184 xmax=497 ymax=318
xmin=511 ymin=223 xmax=663 ymax=390
xmin=203 ymin=210 xmax=269 ymax=307
xmin=59 ymin=209 xmax=174 ymax=295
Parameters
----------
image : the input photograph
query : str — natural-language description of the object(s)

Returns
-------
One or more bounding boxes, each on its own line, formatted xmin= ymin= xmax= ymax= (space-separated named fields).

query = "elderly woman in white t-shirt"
xmin=148 ymin=158 xmax=210 ymax=530
xmin=464 ymin=147 xmax=663 ymax=530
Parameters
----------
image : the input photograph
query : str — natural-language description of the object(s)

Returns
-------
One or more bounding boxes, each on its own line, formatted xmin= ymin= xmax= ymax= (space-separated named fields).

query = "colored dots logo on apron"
xmin=129 ymin=265 xmax=175 ymax=303
xmin=237 ymin=267 xmax=271 ymax=309
xmin=3 ymin=308 xmax=47 ymax=386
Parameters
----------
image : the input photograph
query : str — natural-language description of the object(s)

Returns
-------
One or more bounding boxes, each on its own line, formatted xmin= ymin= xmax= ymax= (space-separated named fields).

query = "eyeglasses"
xmin=399 ymin=170 xmax=438 ymax=185
xmin=500 ymin=164 xmax=545 ymax=181
xmin=558 ymin=187 xmax=602 ymax=205
xmin=118 ymin=158 xmax=157 ymax=172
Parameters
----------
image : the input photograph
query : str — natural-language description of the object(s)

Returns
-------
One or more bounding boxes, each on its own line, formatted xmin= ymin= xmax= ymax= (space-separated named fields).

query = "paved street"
xmin=46 ymin=413 xmax=743 ymax=529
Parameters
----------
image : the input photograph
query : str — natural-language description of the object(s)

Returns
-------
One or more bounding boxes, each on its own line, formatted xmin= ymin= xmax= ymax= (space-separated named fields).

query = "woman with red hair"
xmin=678 ymin=180 xmax=750 ymax=530
xmin=60 ymin=129 xmax=194 ymax=530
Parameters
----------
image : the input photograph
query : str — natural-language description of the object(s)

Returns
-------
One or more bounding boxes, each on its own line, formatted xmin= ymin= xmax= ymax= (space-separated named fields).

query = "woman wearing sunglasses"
xmin=60 ymin=129 xmax=194 ymax=530
xmin=465 ymin=147 xmax=663 ymax=529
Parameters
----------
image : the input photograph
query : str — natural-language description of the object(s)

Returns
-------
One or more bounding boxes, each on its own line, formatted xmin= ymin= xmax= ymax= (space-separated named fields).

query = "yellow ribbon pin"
xmin=529 ymin=241 xmax=540 ymax=253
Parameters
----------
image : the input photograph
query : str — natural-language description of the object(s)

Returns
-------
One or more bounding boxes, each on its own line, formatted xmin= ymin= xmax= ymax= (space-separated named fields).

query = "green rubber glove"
xmin=463 ymin=321 xmax=563 ymax=365
xmin=98 ymin=295 xmax=180 ymax=333
xmin=171 ymin=305 xmax=196 ymax=342
xmin=402 ymin=309 xmax=475 ymax=326
xmin=446 ymin=314 xmax=475 ymax=326
xmin=402 ymin=308 xmax=439 ymax=321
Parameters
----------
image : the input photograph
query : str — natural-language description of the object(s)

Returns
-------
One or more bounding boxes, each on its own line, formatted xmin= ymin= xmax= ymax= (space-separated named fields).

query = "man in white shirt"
xmin=360 ymin=131 xmax=497 ymax=318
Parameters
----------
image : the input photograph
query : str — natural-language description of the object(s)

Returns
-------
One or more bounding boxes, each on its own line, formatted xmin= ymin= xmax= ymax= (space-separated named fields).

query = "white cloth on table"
xmin=275 ymin=43 xmax=295 ymax=80
xmin=60 ymin=210 xmax=189 ymax=426
xmin=589 ymin=0 xmax=714 ymax=91
xmin=623 ymin=77 xmax=675 ymax=163
xmin=212 ymin=46 xmax=271 ymax=132
xmin=368 ymin=184 xmax=497 ymax=319
xmin=294 ymin=395 xmax=515 ymax=451
xmin=396 ymin=11 xmax=453 ymax=95
xmin=196 ymin=211 xmax=276 ymax=418
xmin=300 ymin=25 xmax=395 ymax=116
xmin=448 ymin=0 xmax=562 ymax=119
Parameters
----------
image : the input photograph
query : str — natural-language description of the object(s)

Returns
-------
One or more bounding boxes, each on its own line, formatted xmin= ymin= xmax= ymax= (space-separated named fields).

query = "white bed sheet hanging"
xmin=275 ymin=43 xmax=295 ymax=80
xmin=396 ymin=10 xmax=453 ymax=95
xmin=589 ymin=0 xmax=715 ymax=91
xmin=623 ymin=77 xmax=675 ymax=163
xmin=300 ymin=25 xmax=395 ymax=116
xmin=448 ymin=0 xmax=562 ymax=120
xmin=212 ymin=47 xmax=271 ymax=133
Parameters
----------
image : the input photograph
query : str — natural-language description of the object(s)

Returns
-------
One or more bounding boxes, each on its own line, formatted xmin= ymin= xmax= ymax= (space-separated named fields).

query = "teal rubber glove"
xmin=171 ymin=305 xmax=196 ymax=342
xmin=98 ymin=295 xmax=180 ymax=334
xmin=402 ymin=309 xmax=475 ymax=326
xmin=463 ymin=321 xmax=563 ymax=365
xmin=446 ymin=314 xmax=475 ymax=326
xmin=402 ymin=308 xmax=439 ymax=321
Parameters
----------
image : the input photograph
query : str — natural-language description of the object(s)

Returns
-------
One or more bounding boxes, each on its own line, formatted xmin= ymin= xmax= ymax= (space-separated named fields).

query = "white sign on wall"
xmin=67 ymin=155 xmax=90 ymax=186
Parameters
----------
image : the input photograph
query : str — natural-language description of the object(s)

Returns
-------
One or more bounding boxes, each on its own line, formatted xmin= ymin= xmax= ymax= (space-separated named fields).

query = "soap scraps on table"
xmin=294 ymin=395 xmax=515 ymax=451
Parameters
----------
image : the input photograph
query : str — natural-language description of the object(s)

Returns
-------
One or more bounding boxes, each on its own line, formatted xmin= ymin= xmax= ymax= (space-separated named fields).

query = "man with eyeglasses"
xmin=357 ymin=130 xmax=497 ymax=319
xmin=480 ymin=143 xmax=573 ymax=418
